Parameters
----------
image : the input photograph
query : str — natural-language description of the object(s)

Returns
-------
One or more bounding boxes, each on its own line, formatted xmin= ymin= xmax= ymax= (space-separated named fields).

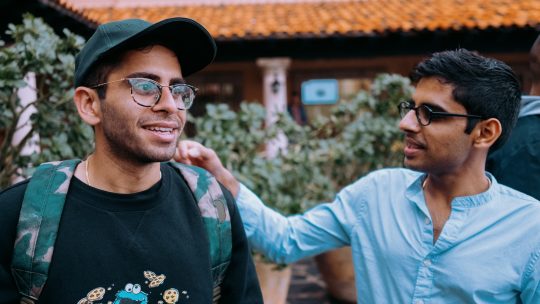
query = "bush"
xmin=189 ymin=74 xmax=413 ymax=214
xmin=0 ymin=15 xmax=92 ymax=188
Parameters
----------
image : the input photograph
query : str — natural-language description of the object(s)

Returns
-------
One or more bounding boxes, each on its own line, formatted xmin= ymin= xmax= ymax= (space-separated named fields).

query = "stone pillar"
xmin=256 ymin=58 xmax=291 ymax=157
xmin=11 ymin=73 xmax=40 ymax=183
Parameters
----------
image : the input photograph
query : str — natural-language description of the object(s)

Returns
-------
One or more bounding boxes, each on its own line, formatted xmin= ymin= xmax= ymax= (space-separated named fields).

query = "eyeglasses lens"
xmin=398 ymin=102 xmax=413 ymax=119
xmin=128 ymin=78 xmax=195 ymax=109
xmin=171 ymin=85 xmax=195 ymax=109
xmin=129 ymin=79 xmax=160 ymax=105
xmin=398 ymin=102 xmax=431 ymax=126
xmin=417 ymin=105 xmax=431 ymax=125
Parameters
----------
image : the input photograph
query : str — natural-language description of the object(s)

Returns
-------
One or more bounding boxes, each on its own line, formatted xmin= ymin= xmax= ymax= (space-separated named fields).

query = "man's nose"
xmin=399 ymin=109 xmax=420 ymax=132
xmin=152 ymin=88 xmax=180 ymax=113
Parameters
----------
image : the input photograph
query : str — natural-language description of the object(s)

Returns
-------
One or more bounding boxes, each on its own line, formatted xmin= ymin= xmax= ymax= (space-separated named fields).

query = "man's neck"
xmin=422 ymin=171 xmax=490 ymax=243
xmin=74 ymin=152 xmax=162 ymax=194
xmin=529 ymin=83 xmax=540 ymax=96
xmin=423 ymin=171 xmax=490 ymax=205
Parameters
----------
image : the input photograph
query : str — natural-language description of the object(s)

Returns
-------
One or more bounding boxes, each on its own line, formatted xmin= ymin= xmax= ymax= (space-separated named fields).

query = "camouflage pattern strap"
xmin=167 ymin=162 xmax=232 ymax=302
xmin=11 ymin=159 xmax=80 ymax=302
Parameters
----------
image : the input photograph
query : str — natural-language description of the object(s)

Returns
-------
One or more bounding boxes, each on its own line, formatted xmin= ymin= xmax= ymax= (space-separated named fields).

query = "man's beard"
xmin=100 ymin=103 xmax=180 ymax=164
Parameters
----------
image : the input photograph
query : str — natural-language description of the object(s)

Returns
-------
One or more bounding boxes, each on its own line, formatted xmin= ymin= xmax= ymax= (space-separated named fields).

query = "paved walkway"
xmin=286 ymin=258 xmax=355 ymax=304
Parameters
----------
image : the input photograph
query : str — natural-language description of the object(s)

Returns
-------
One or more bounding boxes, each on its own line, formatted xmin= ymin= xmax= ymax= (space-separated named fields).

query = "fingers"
xmin=187 ymin=147 xmax=202 ymax=158
xmin=175 ymin=140 xmax=200 ymax=163
xmin=174 ymin=145 xmax=191 ymax=165
xmin=175 ymin=140 xmax=216 ymax=166
xmin=175 ymin=140 xmax=220 ymax=167
xmin=174 ymin=140 xmax=238 ymax=194
xmin=176 ymin=140 xmax=195 ymax=159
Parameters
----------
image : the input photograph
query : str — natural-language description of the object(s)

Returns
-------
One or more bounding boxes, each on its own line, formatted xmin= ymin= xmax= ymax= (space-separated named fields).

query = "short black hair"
xmin=410 ymin=49 xmax=521 ymax=150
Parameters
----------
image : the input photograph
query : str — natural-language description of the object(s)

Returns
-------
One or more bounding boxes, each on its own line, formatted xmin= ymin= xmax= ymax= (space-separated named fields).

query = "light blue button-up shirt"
xmin=237 ymin=168 xmax=540 ymax=303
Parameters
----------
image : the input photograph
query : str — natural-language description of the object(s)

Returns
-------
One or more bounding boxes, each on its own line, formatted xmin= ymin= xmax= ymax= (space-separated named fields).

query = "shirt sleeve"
xmin=0 ymin=181 xmax=28 ymax=304
xmin=520 ymin=247 xmax=540 ymax=303
xmin=236 ymin=182 xmax=358 ymax=264
xmin=218 ymin=184 xmax=263 ymax=304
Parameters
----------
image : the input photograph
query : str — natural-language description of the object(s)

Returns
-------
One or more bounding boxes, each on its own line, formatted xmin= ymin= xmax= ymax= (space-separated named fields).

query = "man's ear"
xmin=472 ymin=118 xmax=502 ymax=149
xmin=74 ymin=87 xmax=101 ymax=126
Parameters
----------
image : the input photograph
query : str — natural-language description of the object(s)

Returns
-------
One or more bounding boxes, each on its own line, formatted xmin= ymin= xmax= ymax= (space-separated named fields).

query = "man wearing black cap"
xmin=0 ymin=18 xmax=262 ymax=303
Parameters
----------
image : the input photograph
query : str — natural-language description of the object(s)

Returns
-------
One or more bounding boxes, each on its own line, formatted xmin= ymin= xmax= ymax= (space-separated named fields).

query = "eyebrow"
xmin=125 ymin=72 xmax=186 ymax=85
xmin=413 ymin=100 xmax=449 ymax=113
xmin=424 ymin=103 xmax=448 ymax=112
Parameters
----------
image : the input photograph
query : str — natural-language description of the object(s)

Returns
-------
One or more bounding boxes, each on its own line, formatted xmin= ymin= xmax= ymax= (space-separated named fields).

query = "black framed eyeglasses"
xmin=91 ymin=78 xmax=198 ymax=110
xmin=397 ymin=100 xmax=483 ymax=126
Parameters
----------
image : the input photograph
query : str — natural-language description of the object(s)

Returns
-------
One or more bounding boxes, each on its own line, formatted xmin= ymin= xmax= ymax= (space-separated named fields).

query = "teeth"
xmin=146 ymin=127 xmax=173 ymax=132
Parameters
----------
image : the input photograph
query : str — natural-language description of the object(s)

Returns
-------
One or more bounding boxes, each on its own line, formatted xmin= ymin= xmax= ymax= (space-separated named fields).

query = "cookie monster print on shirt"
xmin=77 ymin=270 xmax=187 ymax=304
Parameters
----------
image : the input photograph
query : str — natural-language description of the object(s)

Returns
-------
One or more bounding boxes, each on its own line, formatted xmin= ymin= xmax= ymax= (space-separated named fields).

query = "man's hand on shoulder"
xmin=175 ymin=140 xmax=240 ymax=197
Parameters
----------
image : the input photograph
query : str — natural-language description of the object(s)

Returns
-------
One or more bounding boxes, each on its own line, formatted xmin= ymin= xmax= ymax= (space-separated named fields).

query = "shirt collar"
xmin=406 ymin=172 xmax=497 ymax=209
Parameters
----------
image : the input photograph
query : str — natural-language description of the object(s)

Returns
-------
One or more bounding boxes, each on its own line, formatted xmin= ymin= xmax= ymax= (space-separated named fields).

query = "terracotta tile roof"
xmin=62 ymin=0 xmax=353 ymax=8
xmin=57 ymin=0 xmax=540 ymax=40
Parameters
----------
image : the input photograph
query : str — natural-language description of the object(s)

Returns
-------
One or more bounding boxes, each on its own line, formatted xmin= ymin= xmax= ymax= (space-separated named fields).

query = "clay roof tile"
xmin=57 ymin=0 xmax=540 ymax=40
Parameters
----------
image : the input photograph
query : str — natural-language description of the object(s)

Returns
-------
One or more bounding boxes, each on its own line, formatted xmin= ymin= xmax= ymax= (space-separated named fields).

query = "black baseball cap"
xmin=74 ymin=17 xmax=217 ymax=87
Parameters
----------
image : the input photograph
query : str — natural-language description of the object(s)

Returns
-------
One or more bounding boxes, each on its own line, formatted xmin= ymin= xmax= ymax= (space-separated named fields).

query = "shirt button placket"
xmin=412 ymin=255 xmax=434 ymax=303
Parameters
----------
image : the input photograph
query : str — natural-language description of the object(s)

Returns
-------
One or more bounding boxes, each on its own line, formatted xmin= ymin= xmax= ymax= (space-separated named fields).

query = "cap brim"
xmin=112 ymin=17 xmax=217 ymax=77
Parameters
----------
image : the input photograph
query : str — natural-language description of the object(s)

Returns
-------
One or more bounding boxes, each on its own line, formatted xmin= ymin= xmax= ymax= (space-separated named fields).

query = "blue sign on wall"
xmin=301 ymin=79 xmax=339 ymax=105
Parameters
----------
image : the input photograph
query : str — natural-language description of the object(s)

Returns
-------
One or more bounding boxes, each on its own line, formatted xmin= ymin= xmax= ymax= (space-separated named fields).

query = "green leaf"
xmin=0 ymin=15 xmax=88 ymax=188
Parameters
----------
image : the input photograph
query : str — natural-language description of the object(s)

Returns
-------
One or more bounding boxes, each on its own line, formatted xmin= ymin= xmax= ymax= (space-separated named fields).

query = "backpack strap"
xmin=167 ymin=162 xmax=232 ymax=303
xmin=11 ymin=159 xmax=80 ymax=303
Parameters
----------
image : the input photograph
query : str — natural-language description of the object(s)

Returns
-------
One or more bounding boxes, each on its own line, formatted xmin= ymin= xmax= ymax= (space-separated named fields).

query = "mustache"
xmin=404 ymin=135 xmax=426 ymax=148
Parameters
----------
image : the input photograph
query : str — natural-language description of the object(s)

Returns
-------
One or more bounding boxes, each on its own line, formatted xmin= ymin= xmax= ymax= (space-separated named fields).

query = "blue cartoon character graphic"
xmin=113 ymin=283 xmax=148 ymax=304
